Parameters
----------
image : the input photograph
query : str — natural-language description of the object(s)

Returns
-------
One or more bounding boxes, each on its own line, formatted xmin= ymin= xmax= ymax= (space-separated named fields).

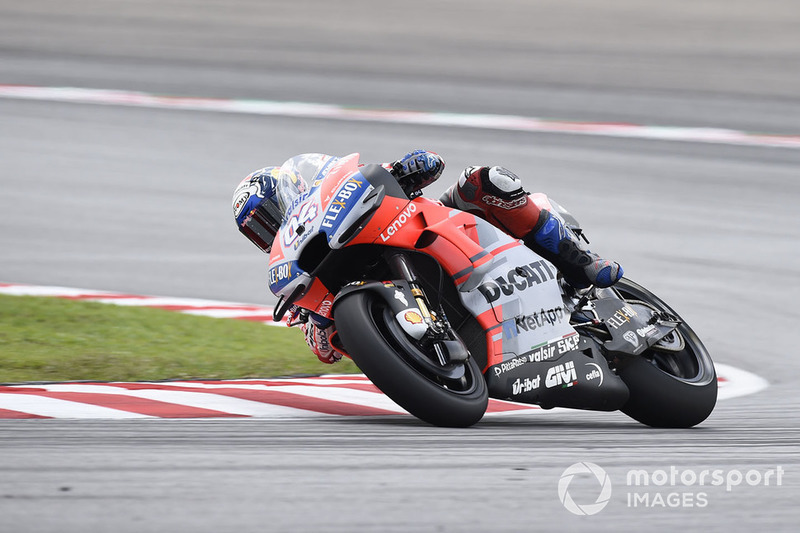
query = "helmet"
xmin=232 ymin=167 xmax=284 ymax=253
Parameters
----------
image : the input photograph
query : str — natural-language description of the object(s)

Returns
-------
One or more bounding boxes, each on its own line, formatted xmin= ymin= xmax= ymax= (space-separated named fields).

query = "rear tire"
xmin=335 ymin=292 xmax=488 ymax=427
xmin=614 ymin=278 xmax=717 ymax=428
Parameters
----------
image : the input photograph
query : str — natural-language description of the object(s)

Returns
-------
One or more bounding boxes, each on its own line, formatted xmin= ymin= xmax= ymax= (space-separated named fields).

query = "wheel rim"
xmin=369 ymin=300 xmax=482 ymax=395
xmin=614 ymin=281 xmax=715 ymax=386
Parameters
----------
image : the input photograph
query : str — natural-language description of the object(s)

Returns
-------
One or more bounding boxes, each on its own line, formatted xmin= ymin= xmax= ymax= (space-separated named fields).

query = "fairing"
xmin=265 ymin=154 xmax=629 ymax=410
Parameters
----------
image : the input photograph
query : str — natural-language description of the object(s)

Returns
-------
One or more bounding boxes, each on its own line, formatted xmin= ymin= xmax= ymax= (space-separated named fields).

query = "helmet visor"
xmin=238 ymin=198 xmax=283 ymax=253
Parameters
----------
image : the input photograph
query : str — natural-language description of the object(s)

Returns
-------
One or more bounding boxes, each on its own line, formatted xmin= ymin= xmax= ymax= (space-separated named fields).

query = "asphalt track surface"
xmin=1 ymin=1 xmax=799 ymax=531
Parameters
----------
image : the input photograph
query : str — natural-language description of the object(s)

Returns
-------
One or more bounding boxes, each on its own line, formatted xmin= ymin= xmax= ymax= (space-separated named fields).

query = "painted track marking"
xmin=0 ymin=369 xmax=766 ymax=420
xmin=0 ymin=282 xmax=286 ymax=326
xmin=0 ymin=283 xmax=768 ymax=419
xmin=1 ymin=84 xmax=799 ymax=149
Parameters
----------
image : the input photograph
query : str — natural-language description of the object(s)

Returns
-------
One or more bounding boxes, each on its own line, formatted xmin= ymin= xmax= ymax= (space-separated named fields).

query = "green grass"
xmin=0 ymin=294 xmax=359 ymax=383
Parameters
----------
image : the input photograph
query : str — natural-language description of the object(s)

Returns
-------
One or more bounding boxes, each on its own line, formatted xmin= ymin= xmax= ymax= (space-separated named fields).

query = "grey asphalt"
xmin=1 ymin=1 xmax=799 ymax=531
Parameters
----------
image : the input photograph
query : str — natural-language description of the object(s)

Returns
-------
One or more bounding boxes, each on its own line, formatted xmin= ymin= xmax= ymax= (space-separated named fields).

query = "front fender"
xmin=332 ymin=280 xmax=428 ymax=340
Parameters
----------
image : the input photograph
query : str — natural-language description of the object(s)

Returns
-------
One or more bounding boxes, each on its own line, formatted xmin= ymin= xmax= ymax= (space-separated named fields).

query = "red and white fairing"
xmin=267 ymin=152 xmax=576 ymax=375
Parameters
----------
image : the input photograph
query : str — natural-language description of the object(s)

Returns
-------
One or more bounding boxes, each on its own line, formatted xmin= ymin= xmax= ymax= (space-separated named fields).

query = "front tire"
xmin=613 ymin=278 xmax=717 ymax=428
xmin=334 ymin=292 xmax=488 ymax=427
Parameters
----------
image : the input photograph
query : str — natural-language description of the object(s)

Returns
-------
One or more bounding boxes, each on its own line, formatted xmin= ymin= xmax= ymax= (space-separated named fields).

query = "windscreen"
xmin=275 ymin=153 xmax=338 ymax=215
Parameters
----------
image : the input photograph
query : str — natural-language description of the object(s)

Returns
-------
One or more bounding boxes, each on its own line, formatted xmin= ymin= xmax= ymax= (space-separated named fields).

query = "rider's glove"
xmin=300 ymin=316 xmax=344 ymax=364
xmin=287 ymin=305 xmax=309 ymax=326
xmin=390 ymin=150 xmax=445 ymax=196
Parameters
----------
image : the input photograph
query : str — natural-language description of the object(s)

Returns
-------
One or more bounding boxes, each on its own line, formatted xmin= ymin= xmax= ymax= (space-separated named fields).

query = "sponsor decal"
xmin=233 ymin=191 xmax=250 ymax=217
xmin=502 ymin=306 xmax=568 ymax=339
xmin=393 ymin=290 xmax=408 ymax=306
xmin=493 ymin=333 xmax=581 ymax=376
xmin=637 ymin=324 xmax=659 ymax=338
xmin=292 ymin=229 xmax=313 ymax=250
xmin=395 ymin=308 xmax=428 ymax=340
xmin=379 ymin=202 xmax=417 ymax=242
xmin=283 ymin=200 xmax=319 ymax=248
xmin=606 ymin=305 xmax=638 ymax=329
xmin=545 ymin=361 xmax=578 ymax=388
xmin=623 ymin=330 xmax=639 ymax=348
xmin=527 ymin=333 xmax=581 ymax=363
xmin=512 ymin=375 xmax=541 ymax=396
xmin=494 ymin=355 xmax=529 ymax=376
xmin=423 ymin=153 xmax=439 ymax=169
xmin=585 ymin=362 xmax=604 ymax=386
xmin=481 ymin=194 xmax=527 ymax=210
xmin=477 ymin=260 xmax=557 ymax=304
xmin=315 ymin=326 xmax=332 ymax=353
xmin=268 ymin=261 xmax=299 ymax=292
xmin=321 ymin=176 xmax=365 ymax=230
xmin=309 ymin=156 xmax=338 ymax=188
xmin=317 ymin=299 xmax=333 ymax=317
xmin=286 ymin=189 xmax=311 ymax=212
xmin=403 ymin=310 xmax=423 ymax=325
xmin=528 ymin=333 xmax=581 ymax=362
xmin=527 ymin=342 xmax=557 ymax=363
xmin=556 ymin=332 xmax=581 ymax=355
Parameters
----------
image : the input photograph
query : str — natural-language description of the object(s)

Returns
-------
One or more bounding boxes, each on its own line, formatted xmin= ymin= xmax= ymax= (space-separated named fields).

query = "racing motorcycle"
xmin=265 ymin=153 xmax=717 ymax=428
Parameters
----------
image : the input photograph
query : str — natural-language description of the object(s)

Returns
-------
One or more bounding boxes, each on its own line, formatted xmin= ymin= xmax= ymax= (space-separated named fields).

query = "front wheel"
xmin=334 ymin=292 xmax=488 ymax=427
xmin=613 ymin=278 xmax=717 ymax=428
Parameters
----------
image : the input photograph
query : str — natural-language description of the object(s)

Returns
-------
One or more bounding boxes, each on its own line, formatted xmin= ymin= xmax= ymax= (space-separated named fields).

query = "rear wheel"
xmin=613 ymin=278 xmax=717 ymax=428
xmin=334 ymin=291 xmax=488 ymax=427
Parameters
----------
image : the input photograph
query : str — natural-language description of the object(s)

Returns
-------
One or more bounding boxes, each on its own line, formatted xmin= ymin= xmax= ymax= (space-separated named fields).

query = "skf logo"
xmin=545 ymin=361 xmax=578 ymax=389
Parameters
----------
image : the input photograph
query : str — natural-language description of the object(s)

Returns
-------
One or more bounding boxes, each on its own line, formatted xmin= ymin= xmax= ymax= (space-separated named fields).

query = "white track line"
xmin=1 ymin=84 xmax=799 ymax=149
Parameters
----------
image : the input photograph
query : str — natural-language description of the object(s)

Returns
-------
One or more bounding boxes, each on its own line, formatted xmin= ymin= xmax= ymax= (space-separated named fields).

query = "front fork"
xmin=389 ymin=253 xmax=467 ymax=365
xmin=390 ymin=254 xmax=441 ymax=333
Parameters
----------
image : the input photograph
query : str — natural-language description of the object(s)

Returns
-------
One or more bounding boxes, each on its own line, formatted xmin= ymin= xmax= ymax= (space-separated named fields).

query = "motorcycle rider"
xmin=233 ymin=150 xmax=623 ymax=364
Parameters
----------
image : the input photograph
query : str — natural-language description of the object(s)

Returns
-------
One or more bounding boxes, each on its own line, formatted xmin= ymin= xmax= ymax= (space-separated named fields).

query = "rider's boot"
xmin=440 ymin=165 xmax=623 ymax=288
xmin=521 ymin=209 xmax=623 ymax=289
